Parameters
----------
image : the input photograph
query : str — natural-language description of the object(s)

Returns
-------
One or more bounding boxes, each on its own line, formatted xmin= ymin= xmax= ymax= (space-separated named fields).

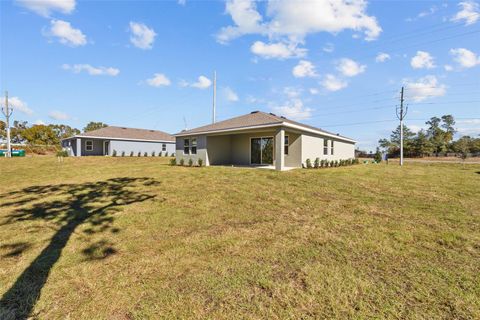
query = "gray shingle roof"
xmin=175 ymin=111 xmax=354 ymax=141
xmin=74 ymin=126 xmax=174 ymax=142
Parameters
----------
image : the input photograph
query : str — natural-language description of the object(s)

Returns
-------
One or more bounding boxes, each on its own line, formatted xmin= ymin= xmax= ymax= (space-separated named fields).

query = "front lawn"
xmin=0 ymin=157 xmax=479 ymax=319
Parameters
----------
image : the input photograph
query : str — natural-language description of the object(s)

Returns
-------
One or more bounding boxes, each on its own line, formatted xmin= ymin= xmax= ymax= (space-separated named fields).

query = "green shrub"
xmin=354 ymin=158 xmax=359 ymax=164
xmin=112 ymin=150 xmax=117 ymax=157
xmin=165 ymin=152 xmax=169 ymax=157
xmin=198 ymin=158 xmax=203 ymax=167
xmin=188 ymin=158 xmax=193 ymax=167
xmin=56 ymin=150 xmax=68 ymax=157
xmin=137 ymin=152 xmax=141 ymax=157
xmin=130 ymin=151 xmax=134 ymax=157
xmin=158 ymin=152 xmax=162 ymax=157
xmin=374 ymin=148 xmax=382 ymax=163
xmin=179 ymin=158 xmax=184 ymax=166
xmin=306 ymin=158 xmax=312 ymax=169
xmin=121 ymin=151 xmax=125 ymax=157
xmin=144 ymin=152 xmax=148 ymax=157
xmin=334 ymin=160 xmax=339 ymax=167
xmin=170 ymin=158 xmax=176 ymax=166
xmin=171 ymin=153 xmax=175 ymax=157
xmin=151 ymin=151 xmax=155 ymax=157
xmin=314 ymin=158 xmax=320 ymax=168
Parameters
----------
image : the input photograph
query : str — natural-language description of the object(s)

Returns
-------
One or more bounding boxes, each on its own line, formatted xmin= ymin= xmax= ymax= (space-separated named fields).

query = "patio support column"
xmin=275 ymin=128 xmax=285 ymax=171
xmin=76 ymin=138 xmax=81 ymax=157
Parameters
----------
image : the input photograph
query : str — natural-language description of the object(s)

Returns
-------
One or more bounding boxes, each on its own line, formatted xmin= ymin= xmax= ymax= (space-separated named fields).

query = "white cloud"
xmin=46 ymin=20 xmax=87 ymax=47
xmin=450 ymin=48 xmax=480 ymax=68
xmin=408 ymin=124 xmax=426 ymax=133
xmin=224 ymin=87 xmax=239 ymax=102
xmin=322 ymin=42 xmax=334 ymax=53
xmin=271 ymin=99 xmax=313 ymax=121
xmin=217 ymin=0 xmax=381 ymax=59
xmin=129 ymin=22 xmax=156 ymax=50
xmin=410 ymin=51 xmax=436 ymax=69
xmin=178 ymin=0 xmax=186 ymax=5
xmin=406 ymin=5 xmax=439 ymax=22
xmin=0 ymin=96 xmax=34 ymax=115
xmin=62 ymin=64 xmax=120 ymax=76
xmin=146 ymin=73 xmax=171 ymax=87
xmin=268 ymin=0 xmax=382 ymax=41
xmin=451 ymin=1 xmax=480 ymax=25
xmin=403 ymin=75 xmax=446 ymax=102
xmin=35 ymin=119 xmax=46 ymax=125
xmin=375 ymin=52 xmax=390 ymax=62
xmin=191 ymin=76 xmax=212 ymax=89
xmin=444 ymin=64 xmax=453 ymax=71
xmin=309 ymin=88 xmax=319 ymax=95
xmin=16 ymin=0 xmax=75 ymax=17
xmin=48 ymin=111 xmax=70 ymax=120
xmin=292 ymin=60 xmax=317 ymax=78
xmin=336 ymin=58 xmax=366 ymax=77
xmin=283 ymin=87 xmax=302 ymax=98
xmin=217 ymin=0 xmax=266 ymax=44
xmin=250 ymin=41 xmax=306 ymax=59
xmin=456 ymin=119 xmax=480 ymax=136
xmin=321 ymin=74 xmax=348 ymax=91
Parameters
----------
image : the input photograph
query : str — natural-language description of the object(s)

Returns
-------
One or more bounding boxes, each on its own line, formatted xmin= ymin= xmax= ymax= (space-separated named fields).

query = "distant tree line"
xmin=378 ymin=115 xmax=480 ymax=157
xmin=0 ymin=120 xmax=108 ymax=146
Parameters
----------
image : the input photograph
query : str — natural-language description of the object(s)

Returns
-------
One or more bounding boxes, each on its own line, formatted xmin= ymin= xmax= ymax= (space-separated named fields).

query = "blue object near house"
xmin=61 ymin=126 xmax=175 ymax=157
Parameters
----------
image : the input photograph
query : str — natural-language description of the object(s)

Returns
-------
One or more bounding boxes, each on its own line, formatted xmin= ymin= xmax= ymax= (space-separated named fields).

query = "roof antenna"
xmin=212 ymin=70 xmax=216 ymax=124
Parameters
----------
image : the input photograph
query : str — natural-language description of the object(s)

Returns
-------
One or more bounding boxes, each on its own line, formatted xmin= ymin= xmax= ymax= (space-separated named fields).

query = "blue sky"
xmin=1 ymin=0 xmax=479 ymax=151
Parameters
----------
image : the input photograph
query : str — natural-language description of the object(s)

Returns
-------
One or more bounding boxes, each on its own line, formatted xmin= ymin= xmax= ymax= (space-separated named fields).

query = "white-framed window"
xmin=85 ymin=140 xmax=93 ymax=151
xmin=323 ymin=139 xmax=328 ymax=155
xmin=284 ymin=135 xmax=289 ymax=155
xmin=184 ymin=139 xmax=190 ymax=155
xmin=162 ymin=143 xmax=166 ymax=152
xmin=191 ymin=138 xmax=197 ymax=154
xmin=331 ymin=141 xmax=334 ymax=155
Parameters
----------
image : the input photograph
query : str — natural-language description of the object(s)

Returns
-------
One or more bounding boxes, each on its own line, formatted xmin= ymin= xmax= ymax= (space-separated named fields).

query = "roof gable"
xmin=175 ymin=111 xmax=355 ymax=142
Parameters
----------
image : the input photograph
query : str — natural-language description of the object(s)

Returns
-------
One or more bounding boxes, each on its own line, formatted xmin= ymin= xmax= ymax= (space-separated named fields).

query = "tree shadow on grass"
xmin=0 ymin=177 xmax=160 ymax=320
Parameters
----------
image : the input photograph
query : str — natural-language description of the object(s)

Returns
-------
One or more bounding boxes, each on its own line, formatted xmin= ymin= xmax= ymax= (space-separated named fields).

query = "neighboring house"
xmin=62 ymin=126 xmax=175 ymax=156
xmin=175 ymin=111 xmax=356 ymax=170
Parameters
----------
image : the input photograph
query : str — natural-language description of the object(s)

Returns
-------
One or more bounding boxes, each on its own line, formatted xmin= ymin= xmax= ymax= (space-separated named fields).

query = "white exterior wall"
xmin=301 ymin=133 xmax=355 ymax=165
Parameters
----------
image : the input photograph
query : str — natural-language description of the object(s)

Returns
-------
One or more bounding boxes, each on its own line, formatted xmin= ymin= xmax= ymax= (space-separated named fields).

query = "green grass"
xmin=0 ymin=157 xmax=479 ymax=319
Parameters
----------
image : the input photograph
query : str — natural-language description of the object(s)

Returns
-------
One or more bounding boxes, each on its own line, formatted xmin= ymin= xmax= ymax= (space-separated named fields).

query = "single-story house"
xmin=175 ymin=111 xmax=356 ymax=170
xmin=62 ymin=126 xmax=175 ymax=157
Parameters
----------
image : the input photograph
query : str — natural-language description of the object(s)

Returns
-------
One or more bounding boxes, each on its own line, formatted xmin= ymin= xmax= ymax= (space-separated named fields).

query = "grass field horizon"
xmin=1 ymin=157 xmax=479 ymax=319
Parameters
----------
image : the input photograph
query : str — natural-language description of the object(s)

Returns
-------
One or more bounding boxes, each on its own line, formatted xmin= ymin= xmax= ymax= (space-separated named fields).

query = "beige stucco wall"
xmin=301 ymin=133 xmax=355 ymax=164
xmin=206 ymin=135 xmax=232 ymax=165
xmin=176 ymin=130 xmax=354 ymax=168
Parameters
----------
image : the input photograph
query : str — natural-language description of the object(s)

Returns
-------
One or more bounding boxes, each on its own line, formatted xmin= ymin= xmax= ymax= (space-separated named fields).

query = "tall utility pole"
xmin=396 ymin=87 xmax=407 ymax=166
xmin=2 ymin=91 xmax=13 ymax=158
xmin=212 ymin=71 xmax=217 ymax=124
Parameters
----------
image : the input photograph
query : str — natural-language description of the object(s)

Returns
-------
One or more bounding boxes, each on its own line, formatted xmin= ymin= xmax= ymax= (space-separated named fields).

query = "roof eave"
xmin=175 ymin=121 xmax=356 ymax=143
xmin=62 ymin=135 xmax=174 ymax=143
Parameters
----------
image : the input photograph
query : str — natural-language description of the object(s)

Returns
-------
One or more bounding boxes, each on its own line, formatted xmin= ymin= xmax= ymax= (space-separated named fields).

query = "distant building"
xmin=62 ymin=126 xmax=175 ymax=156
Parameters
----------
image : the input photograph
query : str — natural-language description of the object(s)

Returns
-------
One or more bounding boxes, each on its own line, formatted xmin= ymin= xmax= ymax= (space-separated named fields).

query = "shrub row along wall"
xmin=304 ymin=158 xmax=359 ymax=169
xmin=112 ymin=150 xmax=174 ymax=157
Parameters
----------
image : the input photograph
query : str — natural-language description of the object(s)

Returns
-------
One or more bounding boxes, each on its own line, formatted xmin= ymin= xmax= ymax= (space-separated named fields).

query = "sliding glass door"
xmin=251 ymin=137 xmax=273 ymax=165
